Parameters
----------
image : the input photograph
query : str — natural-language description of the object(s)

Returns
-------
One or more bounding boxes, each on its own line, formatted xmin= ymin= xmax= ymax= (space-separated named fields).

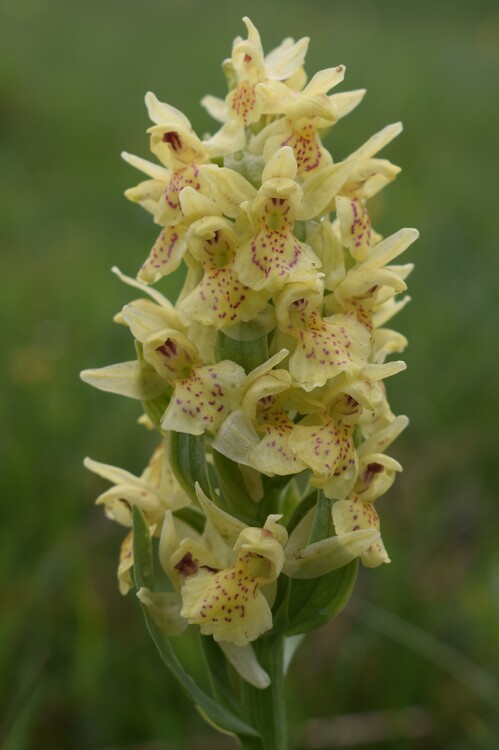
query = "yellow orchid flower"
xmin=121 ymin=146 xmax=201 ymax=283
xmin=84 ymin=442 xmax=191 ymax=594
xmin=157 ymin=492 xmax=289 ymax=648
xmin=84 ymin=441 xmax=190 ymax=529
xmin=288 ymin=394 xmax=361 ymax=500
xmin=122 ymin=93 xmax=245 ymax=284
xmin=176 ymin=191 xmax=269 ymax=329
xmin=143 ymin=92 xmax=210 ymax=170
xmin=202 ymin=17 xmax=309 ymax=128
xmin=327 ymin=123 xmax=404 ymax=211
xmin=180 ymin=513 xmax=287 ymax=647
xmin=332 ymin=493 xmax=390 ymax=567
xmin=253 ymin=66 xmax=363 ymax=175
xmin=233 ymin=147 xmax=321 ymax=292
xmin=212 ymin=350 xmax=323 ymax=476
xmin=122 ymin=93 xmax=211 ymax=227
xmin=159 ymin=511 xmax=224 ymax=593
xmin=83 ymin=20 xmax=418 ymax=737
xmin=275 ymin=280 xmax=372 ymax=391
xmin=334 ymin=229 xmax=419 ymax=320
xmin=239 ymin=369 xmax=308 ymax=476
xmin=121 ymin=304 xmax=246 ymax=435
xmin=331 ymin=422 xmax=407 ymax=569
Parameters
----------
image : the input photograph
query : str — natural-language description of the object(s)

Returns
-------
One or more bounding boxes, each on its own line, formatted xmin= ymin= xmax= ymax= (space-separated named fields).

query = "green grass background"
xmin=1 ymin=0 xmax=498 ymax=747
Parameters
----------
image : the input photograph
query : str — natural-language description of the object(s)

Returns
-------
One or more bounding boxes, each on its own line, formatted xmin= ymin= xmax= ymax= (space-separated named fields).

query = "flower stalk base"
xmin=240 ymin=636 xmax=287 ymax=750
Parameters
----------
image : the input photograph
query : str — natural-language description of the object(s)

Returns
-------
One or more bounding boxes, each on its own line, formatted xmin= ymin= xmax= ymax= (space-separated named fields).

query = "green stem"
xmin=239 ymin=737 xmax=265 ymax=750
xmin=240 ymin=635 xmax=287 ymax=750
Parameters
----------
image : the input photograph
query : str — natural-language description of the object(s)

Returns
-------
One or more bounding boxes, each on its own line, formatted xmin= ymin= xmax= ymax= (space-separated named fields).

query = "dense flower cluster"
xmin=82 ymin=18 xmax=417 ymax=679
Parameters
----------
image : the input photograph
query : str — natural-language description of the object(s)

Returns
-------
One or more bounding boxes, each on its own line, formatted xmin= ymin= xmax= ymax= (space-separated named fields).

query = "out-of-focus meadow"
xmin=1 ymin=0 xmax=498 ymax=747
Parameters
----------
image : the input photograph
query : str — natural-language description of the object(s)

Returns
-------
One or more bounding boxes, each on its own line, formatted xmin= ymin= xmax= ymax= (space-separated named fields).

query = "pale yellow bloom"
xmin=202 ymin=17 xmax=309 ymax=128
xmin=84 ymin=17 xmax=418 ymax=649
xmin=212 ymin=351 xmax=324 ymax=476
xmin=253 ymin=66 xmax=358 ymax=175
xmin=289 ymin=396 xmax=360 ymax=500
xmin=84 ymin=442 xmax=190 ymax=528
xmin=159 ymin=490 xmax=288 ymax=647
xmin=121 ymin=304 xmax=246 ymax=435
xmin=233 ymin=148 xmax=321 ymax=292
xmin=332 ymin=494 xmax=390 ymax=567
xmin=275 ymin=280 xmax=372 ymax=390
xmin=122 ymin=92 xmax=246 ymax=283
xmin=84 ymin=442 xmax=190 ymax=594
xmin=177 ymin=191 xmax=268 ymax=328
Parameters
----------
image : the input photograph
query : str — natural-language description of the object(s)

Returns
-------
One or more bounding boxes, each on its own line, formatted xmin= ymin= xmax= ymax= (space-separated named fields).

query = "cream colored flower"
xmin=233 ymin=147 xmax=321 ymax=292
xmin=177 ymin=190 xmax=269 ymax=329
xmin=159 ymin=489 xmax=288 ymax=647
xmin=83 ymin=17 xmax=418 ymax=648
xmin=84 ymin=442 xmax=191 ymax=594
xmin=121 ymin=304 xmax=246 ymax=435
xmin=202 ymin=17 xmax=309 ymax=128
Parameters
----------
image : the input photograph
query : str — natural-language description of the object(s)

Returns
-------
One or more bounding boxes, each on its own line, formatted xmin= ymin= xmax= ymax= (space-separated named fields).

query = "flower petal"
xmin=285 ymin=309 xmax=371 ymax=390
xmin=289 ymin=417 xmax=358 ymax=500
xmin=202 ymin=165 xmax=258 ymax=219
xmin=264 ymin=35 xmax=309 ymax=81
xmin=212 ymin=409 xmax=260 ymax=465
xmin=300 ymin=159 xmax=358 ymax=220
xmin=195 ymin=483 xmax=247 ymax=546
xmin=138 ymin=225 xmax=188 ymax=283
xmin=218 ymin=642 xmax=271 ymax=689
xmin=349 ymin=122 xmax=403 ymax=160
xmin=332 ymin=495 xmax=390 ymax=567
xmin=121 ymin=151 xmax=171 ymax=181
xmin=111 ymin=266 xmax=173 ymax=309
xmin=201 ymin=95 xmax=228 ymax=123
xmin=180 ymin=567 xmax=272 ymax=646
xmin=328 ymin=89 xmax=366 ymax=119
xmin=336 ymin=196 xmax=372 ymax=261
xmin=118 ymin=532 xmax=134 ymax=594
xmin=284 ymin=528 xmax=380 ymax=578
xmin=80 ymin=361 xmax=166 ymax=400
xmin=145 ymin=91 xmax=192 ymax=129
xmin=137 ymin=587 xmax=188 ymax=635
xmin=235 ymin=230 xmax=320 ymax=293
xmin=161 ymin=361 xmax=246 ymax=435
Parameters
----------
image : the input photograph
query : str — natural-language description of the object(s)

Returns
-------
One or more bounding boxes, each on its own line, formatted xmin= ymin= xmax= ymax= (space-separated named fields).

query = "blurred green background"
xmin=1 ymin=0 xmax=498 ymax=747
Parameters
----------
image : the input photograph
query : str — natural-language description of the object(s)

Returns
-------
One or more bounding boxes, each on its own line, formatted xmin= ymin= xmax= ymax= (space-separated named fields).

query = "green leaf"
xmin=284 ymin=490 xmax=317 ymax=536
xmin=212 ymin=449 xmax=259 ymax=523
xmin=132 ymin=504 xmax=154 ymax=590
xmin=200 ymin=636 xmax=242 ymax=715
xmin=169 ymin=431 xmax=211 ymax=502
xmin=294 ymin=220 xmax=307 ymax=242
xmin=142 ymin=389 xmax=172 ymax=430
xmin=215 ymin=328 xmax=269 ymax=373
xmin=308 ymin=491 xmax=332 ymax=542
xmin=285 ymin=559 xmax=358 ymax=636
xmin=173 ymin=506 xmax=205 ymax=535
xmin=285 ymin=491 xmax=358 ymax=635
xmin=132 ymin=506 xmax=258 ymax=739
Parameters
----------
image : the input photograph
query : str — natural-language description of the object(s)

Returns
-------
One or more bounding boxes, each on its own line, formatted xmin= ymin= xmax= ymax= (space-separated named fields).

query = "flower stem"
xmin=240 ymin=634 xmax=288 ymax=750
xmin=239 ymin=737 xmax=265 ymax=750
